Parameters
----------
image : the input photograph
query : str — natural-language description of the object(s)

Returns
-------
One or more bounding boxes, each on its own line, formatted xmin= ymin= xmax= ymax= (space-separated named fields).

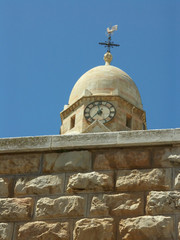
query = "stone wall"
xmin=0 ymin=129 xmax=180 ymax=240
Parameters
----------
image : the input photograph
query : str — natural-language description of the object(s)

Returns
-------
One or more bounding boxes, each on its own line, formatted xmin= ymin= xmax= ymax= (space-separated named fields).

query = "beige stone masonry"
xmin=0 ymin=223 xmax=13 ymax=240
xmin=73 ymin=218 xmax=115 ymax=240
xmin=174 ymin=169 xmax=180 ymax=189
xmin=43 ymin=151 xmax=91 ymax=173
xmin=0 ymin=178 xmax=9 ymax=197
xmin=90 ymin=196 xmax=109 ymax=216
xmin=116 ymin=168 xmax=171 ymax=191
xmin=67 ymin=171 xmax=114 ymax=193
xmin=0 ymin=135 xmax=51 ymax=153
xmin=119 ymin=216 xmax=174 ymax=240
xmin=14 ymin=174 xmax=64 ymax=196
xmin=51 ymin=129 xmax=180 ymax=151
xmin=0 ymin=129 xmax=179 ymax=154
xmin=153 ymin=146 xmax=180 ymax=167
xmin=17 ymin=221 xmax=69 ymax=240
xmin=90 ymin=193 xmax=144 ymax=217
xmin=35 ymin=196 xmax=85 ymax=220
xmin=93 ymin=148 xmax=150 ymax=170
xmin=0 ymin=129 xmax=179 ymax=239
xmin=0 ymin=198 xmax=33 ymax=221
xmin=146 ymin=191 xmax=180 ymax=215
xmin=0 ymin=153 xmax=41 ymax=174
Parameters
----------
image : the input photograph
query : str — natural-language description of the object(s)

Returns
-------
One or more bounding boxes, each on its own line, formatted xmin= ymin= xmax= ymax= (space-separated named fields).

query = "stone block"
xmin=67 ymin=171 xmax=113 ymax=193
xmin=0 ymin=153 xmax=41 ymax=174
xmin=146 ymin=191 xmax=180 ymax=215
xmin=50 ymin=129 xmax=180 ymax=151
xmin=0 ymin=198 xmax=33 ymax=221
xmin=119 ymin=216 xmax=174 ymax=240
xmin=178 ymin=222 xmax=180 ymax=240
xmin=73 ymin=218 xmax=115 ymax=240
xmin=35 ymin=196 xmax=85 ymax=220
xmin=153 ymin=146 xmax=180 ymax=167
xmin=43 ymin=151 xmax=91 ymax=173
xmin=0 ymin=223 xmax=13 ymax=240
xmin=0 ymin=178 xmax=9 ymax=197
xmin=93 ymin=148 xmax=150 ymax=170
xmin=90 ymin=196 xmax=109 ymax=216
xmin=174 ymin=169 xmax=180 ymax=190
xmin=14 ymin=174 xmax=64 ymax=196
xmin=51 ymin=132 xmax=118 ymax=150
xmin=0 ymin=136 xmax=51 ymax=154
xmin=17 ymin=221 xmax=69 ymax=240
xmin=116 ymin=168 xmax=171 ymax=191
xmin=90 ymin=193 xmax=144 ymax=217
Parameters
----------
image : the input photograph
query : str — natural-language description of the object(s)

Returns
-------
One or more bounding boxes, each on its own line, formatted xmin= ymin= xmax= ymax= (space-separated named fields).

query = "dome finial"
xmin=99 ymin=25 xmax=120 ymax=66
xmin=104 ymin=51 xmax=112 ymax=65
xmin=99 ymin=25 xmax=120 ymax=53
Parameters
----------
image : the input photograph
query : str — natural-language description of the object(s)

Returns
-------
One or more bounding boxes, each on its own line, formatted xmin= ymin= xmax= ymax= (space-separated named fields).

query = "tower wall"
xmin=61 ymin=96 xmax=146 ymax=134
xmin=0 ymin=129 xmax=180 ymax=239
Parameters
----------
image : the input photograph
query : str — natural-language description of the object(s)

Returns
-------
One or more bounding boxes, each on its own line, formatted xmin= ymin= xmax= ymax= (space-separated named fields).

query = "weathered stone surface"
xmin=0 ymin=178 xmax=9 ymax=197
xmin=146 ymin=191 xmax=180 ymax=215
xmin=90 ymin=196 xmax=109 ymax=216
xmin=0 ymin=136 xmax=51 ymax=154
xmin=73 ymin=218 xmax=115 ymax=240
xmin=178 ymin=222 xmax=180 ymax=240
xmin=0 ymin=223 xmax=13 ymax=240
xmin=35 ymin=196 xmax=85 ymax=219
xmin=67 ymin=171 xmax=113 ymax=193
xmin=0 ymin=153 xmax=40 ymax=174
xmin=90 ymin=193 xmax=144 ymax=217
xmin=43 ymin=151 xmax=91 ymax=173
xmin=50 ymin=128 xmax=180 ymax=150
xmin=174 ymin=169 xmax=180 ymax=190
xmin=153 ymin=146 xmax=180 ymax=167
xmin=94 ymin=149 xmax=150 ymax=170
xmin=116 ymin=168 xmax=171 ymax=191
xmin=1 ymin=129 xmax=179 ymax=154
xmin=0 ymin=198 xmax=33 ymax=221
xmin=119 ymin=216 xmax=174 ymax=240
xmin=17 ymin=221 xmax=69 ymax=240
xmin=15 ymin=174 xmax=64 ymax=196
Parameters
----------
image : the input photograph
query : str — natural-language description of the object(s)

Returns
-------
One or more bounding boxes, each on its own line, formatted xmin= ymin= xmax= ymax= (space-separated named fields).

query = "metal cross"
xmin=99 ymin=25 xmax=120 ymax=52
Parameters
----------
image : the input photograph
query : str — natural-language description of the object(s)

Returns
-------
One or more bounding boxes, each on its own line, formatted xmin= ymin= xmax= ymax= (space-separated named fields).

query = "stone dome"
xmin=69 ymin=53 xmax=143 ymax=110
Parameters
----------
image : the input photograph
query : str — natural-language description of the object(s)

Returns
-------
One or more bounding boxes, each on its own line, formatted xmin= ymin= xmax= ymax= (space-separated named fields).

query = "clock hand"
xmin=97 ymin=109 xmax=103 ymax=115
xmin=92 ymin=109 xmax=103 ymax=118
xmin=98 ymin=103 xmax=104 ymax=112
xmin=98 ymin=104 xmax=101 ymax=111
xmin=92 ymin=112 xmax=99 ymax=118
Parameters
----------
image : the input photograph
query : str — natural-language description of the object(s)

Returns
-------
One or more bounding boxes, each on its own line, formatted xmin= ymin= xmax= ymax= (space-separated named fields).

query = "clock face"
xmin=84 ymin=101 xmax=116 ymax=124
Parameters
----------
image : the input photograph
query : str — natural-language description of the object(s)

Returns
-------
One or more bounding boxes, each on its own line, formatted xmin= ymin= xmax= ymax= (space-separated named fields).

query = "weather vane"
xmin=99 ymin=25 xmax=120 ymax=52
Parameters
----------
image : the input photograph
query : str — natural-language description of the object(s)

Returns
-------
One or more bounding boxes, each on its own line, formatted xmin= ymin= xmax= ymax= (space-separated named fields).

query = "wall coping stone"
xmin=0 ymin=128 xmax=180 ymax=154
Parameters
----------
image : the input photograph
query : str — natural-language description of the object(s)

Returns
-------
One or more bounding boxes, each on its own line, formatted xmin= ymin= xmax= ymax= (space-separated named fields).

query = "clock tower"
xmin=60 ymin=27 xmax=146 ymax=135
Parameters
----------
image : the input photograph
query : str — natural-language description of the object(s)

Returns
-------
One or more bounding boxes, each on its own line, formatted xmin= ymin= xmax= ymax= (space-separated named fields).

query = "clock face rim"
xmin=84 ymin=100 xmax=116 ymax=124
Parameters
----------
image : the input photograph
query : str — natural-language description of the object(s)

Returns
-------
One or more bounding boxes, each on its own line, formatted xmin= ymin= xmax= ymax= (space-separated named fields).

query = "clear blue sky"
xmin=0 ymin=0 xmax=179 ymax=138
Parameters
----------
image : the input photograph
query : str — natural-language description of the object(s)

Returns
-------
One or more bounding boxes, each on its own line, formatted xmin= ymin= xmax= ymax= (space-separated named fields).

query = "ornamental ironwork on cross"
xmin=99 ymin=25 xmax=120 ymax=52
